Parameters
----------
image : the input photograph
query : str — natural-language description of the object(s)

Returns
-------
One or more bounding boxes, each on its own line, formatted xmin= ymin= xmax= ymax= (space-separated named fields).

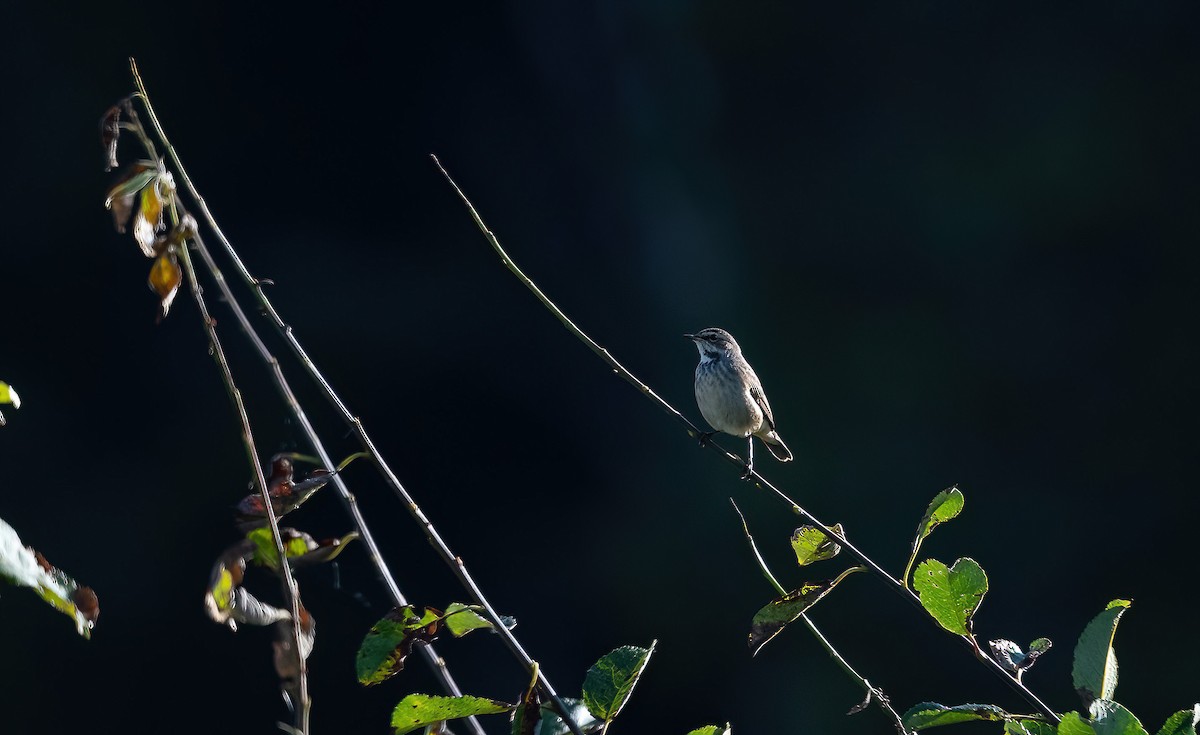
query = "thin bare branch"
xmin=128 ymin=58 xmax=584 ymax=735
xmin=173 ymin=217 xmax=310 ymax=733
xmin=186 ymin=229 xmax=486 ymax=735
xmin=432 ymin=154 xmax=1061 ymax=725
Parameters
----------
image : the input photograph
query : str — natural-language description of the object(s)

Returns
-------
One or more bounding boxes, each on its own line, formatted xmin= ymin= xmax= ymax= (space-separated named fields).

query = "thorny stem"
xmin=128 ymin=58 xmax=584 ymax=735
xmin=730 ymin=499 xmax=910 ymax=734
xmin=432 ymin=155 xmax=1063 ymax=726
xmin=187 ymin=230 xmax=486 ymax=735
xmin=173 ymin=215 xmax=310 ymax=734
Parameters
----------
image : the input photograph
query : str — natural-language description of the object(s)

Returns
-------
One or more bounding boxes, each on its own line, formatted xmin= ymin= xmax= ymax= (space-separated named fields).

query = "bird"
xmin=685 ymin=327 xmax=793 ymax=478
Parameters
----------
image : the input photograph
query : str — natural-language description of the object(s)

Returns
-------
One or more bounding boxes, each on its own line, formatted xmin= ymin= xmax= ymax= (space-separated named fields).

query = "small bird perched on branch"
xmin=685 ymin=327 xmax=793 ymax=478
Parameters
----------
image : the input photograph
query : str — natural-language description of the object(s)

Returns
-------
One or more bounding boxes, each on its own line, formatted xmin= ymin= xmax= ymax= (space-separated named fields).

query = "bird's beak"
xmin=683 ymin=333 xmax=696 ymax=340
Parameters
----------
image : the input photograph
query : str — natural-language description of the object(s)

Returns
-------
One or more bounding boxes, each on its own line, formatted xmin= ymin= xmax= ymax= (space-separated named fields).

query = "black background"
xmin=2 ymin=2 xmax=1198 ymax=734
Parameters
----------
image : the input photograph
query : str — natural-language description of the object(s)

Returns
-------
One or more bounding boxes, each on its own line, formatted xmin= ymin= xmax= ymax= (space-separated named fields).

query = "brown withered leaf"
xmin=234 ymin=461 xmax=337 ymax=530
xmin=133 ymin=177 xmax=172 ymax=257
xmin=275 ymin=605 xmax=316 ymax=712
xmin=148 ymin=251 xmax=182 ymax=322
xmin=100 ymin=104 xmax=123 ymax=172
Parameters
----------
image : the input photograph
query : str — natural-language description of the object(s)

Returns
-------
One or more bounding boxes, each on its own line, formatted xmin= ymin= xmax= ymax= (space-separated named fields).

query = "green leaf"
xmin=1006 ymin=721 xmax=1057 ymax=735
xmin=534 ymin=697 xmax=602 ymax=735
xmin=917 ymin=486 xmax=965 ymax=540
xmin=912 ymin=557 xmax=987 ymax=635
xmin=1072 ymin=600 xmax=1131 ymax=705
xmin=0 ymin=381 xmax=20 ymax=408
xmin=390 ymin=694 xmax=513 ymax=735
xmin=901 ymin=702 xmax=1010 ymax=730
xmin=356 ymin=606 xmax=443 ymax=686
xmin=748 ymin=568 xmax=864 ymax=655
xmin=582 ymin=642 xmax=656 ymax=721
xmin=442 ymin=602 xmax=515 ymax=637
xmin=1089 ymin=700 xmax=1149 ymax=735
xmin=246 ymin=527 xmax=282 ymax=568
xmin=791 ymin=523 xmax=843 ymax=566
xmin=686 ymin=726 xmax=732 ymax=735
xmin=1059 ymin=712 xmax=1099 ymax=735
xmin=1155 ymin=706 xmax=1199 ymax=735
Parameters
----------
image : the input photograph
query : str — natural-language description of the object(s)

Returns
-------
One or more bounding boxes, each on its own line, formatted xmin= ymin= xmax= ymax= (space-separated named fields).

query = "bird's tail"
xmin=759 ymin=431 xmax=793 ymax=462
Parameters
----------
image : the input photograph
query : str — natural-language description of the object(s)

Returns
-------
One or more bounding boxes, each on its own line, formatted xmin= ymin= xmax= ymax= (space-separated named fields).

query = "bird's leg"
xmin=697 ymin=431 xmax=716 ymax=447
xmin=741 ymin=437 xmax=755 ymax=480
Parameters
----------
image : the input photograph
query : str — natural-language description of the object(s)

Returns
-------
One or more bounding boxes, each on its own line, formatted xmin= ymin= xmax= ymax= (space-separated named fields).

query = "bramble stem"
xmin=433 ymin=154 xmax=1061 ymax=725
xmin=128 ymin=57 xmax=583 ymax=735
xmin=186 ymin=230 xmax=485 ymax=735
xmin=173 ymin=213 xmax=310 ymax=734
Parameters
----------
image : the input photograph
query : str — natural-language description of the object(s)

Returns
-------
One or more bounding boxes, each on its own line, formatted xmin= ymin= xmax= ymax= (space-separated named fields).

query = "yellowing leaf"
xmin=134 ymin=181 xmax=166 ymax=257
xmin=147 ymin=252 xmax=182 ymax=321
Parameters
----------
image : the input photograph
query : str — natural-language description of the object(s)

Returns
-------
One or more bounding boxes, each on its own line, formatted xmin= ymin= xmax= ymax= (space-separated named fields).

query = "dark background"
xmin=2 ymin=2 xmax=1197 ymax=733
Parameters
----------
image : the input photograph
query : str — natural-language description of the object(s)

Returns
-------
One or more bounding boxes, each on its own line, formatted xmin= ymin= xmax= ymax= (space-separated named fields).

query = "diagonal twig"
xmin=432 ymin=154 xmax=1061 ymax=725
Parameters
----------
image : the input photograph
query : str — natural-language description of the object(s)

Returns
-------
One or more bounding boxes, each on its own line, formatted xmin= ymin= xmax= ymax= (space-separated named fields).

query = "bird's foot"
xmin=740 ymin=462 xmax=754 ymax=481
xmin=697 ymin=431 xmax=715 ymax=448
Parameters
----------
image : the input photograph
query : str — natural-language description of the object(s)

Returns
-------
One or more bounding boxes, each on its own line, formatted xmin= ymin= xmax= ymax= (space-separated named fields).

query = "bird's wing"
xmin=749 ymin=381 xmax=776 ymax=431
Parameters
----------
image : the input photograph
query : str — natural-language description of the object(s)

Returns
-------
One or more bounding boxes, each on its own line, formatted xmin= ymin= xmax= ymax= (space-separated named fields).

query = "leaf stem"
xmin=729 ymin=499 xmax=787 ymax=597
xmin=433 ymin=154 xmax=1061 ymax=725
xmin=128 ymin=58 xmax=583 ymax=735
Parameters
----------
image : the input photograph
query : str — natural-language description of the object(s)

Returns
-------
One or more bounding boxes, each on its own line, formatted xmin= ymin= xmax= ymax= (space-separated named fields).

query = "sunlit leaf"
xmin=356 ymin=606 xmax=444 ymax=686
xmin=0 ymin=381 xmax=21 ymax=408
xmin=1005 ymin=720 xmax=1056 ymax=735
xmin=390 ymin=694 xmax=514 ymax=735
xmin=203 ymin=538 xmax=290 ymax=629
xmin=1059 ymin=711 xmax=1099 ymax=735
xmin=1089 ymin=700 xmax=1150 ymax=735
xmin=442 ymin=602 xmax=515 ymax=637
xmin=148 ymin=251 xmax=182 ymax=322
xmin=686 ymin=725 xmax=732 ymax=735
xmin=1155 ymin=705 xmax=1200 ymax=735
xmin=1072 ymin=600 xmax=1130 ymax=706
xmin=288 ymin=531 xmax=359 ymax=568
xmin=0 ymin=516 xmax=99 ymax=637
xmin=133 ymin=177 xmax=172 ymax=257
xmin=913 ymin=557 xmax=988 ymax=636
xmin=245 ymin=527 xmax=336 ymax=571
xmin=582 ymin=642 xmax=656 ymax=722
xmin=916 ymin=487 xmax=964 ymax=541
xmin=790 ymin=523 xmax=843 ymax=566
xmin=901 ymin=702 xmax=1010 ymax=730
xmin=748 ymin=568 xmax=860 ymax=655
